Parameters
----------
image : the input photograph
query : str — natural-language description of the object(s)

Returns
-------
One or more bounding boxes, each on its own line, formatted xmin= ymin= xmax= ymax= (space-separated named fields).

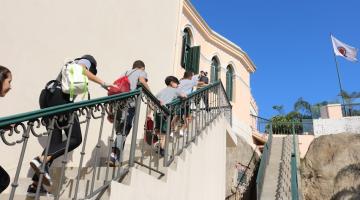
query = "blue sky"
xmin=191 ymin=0 xmax=360 ymax=118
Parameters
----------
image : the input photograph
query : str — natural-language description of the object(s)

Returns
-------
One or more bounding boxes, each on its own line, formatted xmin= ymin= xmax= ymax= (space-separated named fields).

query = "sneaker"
xmin=179 ymin=130 xmax=188 ymax=137
xmin=108 ymin=153 xmax=119 ymax=167
xmin=26 ymin=183 xmax=48 ymax=197
xmin=155 ymin=148 xmax=165 ymax=157
xmin=30 ymin=157 xmax=52 ymax=186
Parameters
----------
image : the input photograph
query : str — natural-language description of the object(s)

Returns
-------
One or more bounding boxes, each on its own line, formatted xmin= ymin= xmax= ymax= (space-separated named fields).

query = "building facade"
xmin=0 ymin=2 xmax=257 ymax=197
xmin=175 ymin=1 xmax=257 ymax=143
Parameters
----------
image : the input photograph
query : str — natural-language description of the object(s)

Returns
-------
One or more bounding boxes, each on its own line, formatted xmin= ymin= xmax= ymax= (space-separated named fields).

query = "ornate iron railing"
xmin=0 ymin=81 xmax=231 ymax=200
xmin=251 ymin=115 xmax=313 ymax=135
xmin=342 ymin=103 xmax=360 ymax=117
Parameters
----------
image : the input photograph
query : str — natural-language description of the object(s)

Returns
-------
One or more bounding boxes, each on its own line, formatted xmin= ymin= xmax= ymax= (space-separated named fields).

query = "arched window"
xmin=181 ymin=28 xmax=192 ymax=69
xmin=226 ymin=65 xmax=234 ymax=101
xmin=181 ymin=28 xmax=201 ymax=74
xmin=210 ymin=57 xmax=219 ymax=83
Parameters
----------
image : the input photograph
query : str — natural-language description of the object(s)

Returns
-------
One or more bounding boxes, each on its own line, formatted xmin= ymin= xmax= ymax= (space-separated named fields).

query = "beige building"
xmin=0 ymin=0 xmax=256 ymax=144
xmin=0 ymin=0 xmax=257 ymax=199
xmin=176 ymin=1 xmax=257 ymax=144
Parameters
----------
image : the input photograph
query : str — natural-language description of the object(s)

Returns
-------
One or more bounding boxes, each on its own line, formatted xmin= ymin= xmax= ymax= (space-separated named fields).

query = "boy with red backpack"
xmin=108 ymin=60 xmax=150 ymax=166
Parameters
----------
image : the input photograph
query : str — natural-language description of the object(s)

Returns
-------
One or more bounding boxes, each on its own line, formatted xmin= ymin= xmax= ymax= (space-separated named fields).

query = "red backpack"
xmin=107 ymin=70 xmax=137 ymax=96
xmin=107 ymin=70 xmax=137 ymax=123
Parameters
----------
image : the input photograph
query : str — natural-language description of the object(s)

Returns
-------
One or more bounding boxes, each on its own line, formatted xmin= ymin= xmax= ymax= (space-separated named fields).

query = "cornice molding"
xmin=183 ymin=0 xmax=256 ymax=73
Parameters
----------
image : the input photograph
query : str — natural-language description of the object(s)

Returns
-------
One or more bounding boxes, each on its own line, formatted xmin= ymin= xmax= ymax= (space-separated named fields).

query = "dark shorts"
xmin=154 ymin=112 xmax=170 ymax=134
xmin=175 ymin=103 xmax=191 ymax=116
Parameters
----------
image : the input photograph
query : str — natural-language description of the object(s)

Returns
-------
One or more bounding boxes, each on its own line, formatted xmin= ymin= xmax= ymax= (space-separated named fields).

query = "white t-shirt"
xmin=178 ymin=75 xmax=199 ymax=95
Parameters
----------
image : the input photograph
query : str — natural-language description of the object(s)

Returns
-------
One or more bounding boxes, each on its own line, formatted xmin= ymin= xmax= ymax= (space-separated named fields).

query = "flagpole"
xmin=332 ymin=53 xmax=346 ymax=104
xmin=330 ymin=33 xmax=346 ymax=106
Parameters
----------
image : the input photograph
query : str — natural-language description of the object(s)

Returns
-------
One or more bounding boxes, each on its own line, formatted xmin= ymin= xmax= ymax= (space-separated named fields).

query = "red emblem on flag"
xmin=337 ymin=47 xmax=347 ymax=57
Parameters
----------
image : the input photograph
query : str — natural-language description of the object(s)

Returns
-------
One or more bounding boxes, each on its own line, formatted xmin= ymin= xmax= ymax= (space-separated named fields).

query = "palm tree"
xmin=293 ymin=97 xmax=312 ymax=118
xmin=340 ymin=90 xmax=360 ymax=116
xmin=272 ymin=105 xmax=284 ymax=115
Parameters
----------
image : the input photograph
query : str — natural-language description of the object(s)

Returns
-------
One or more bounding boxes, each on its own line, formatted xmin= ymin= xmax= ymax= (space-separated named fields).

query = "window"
xmin=181 ymin=28 xmax=191 ymax=69
xmin=181 ymin=28 xmax=200 ymax=74
xmin=226 ymin=65 xmax=234 ymax=101
xmin=210 ymin=57 xmax=219 ymax=83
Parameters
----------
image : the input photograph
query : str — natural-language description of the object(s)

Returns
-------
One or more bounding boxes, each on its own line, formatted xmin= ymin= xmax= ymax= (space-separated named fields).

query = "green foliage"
xmin=267 ymin=112 xmax=304 ymax=134
xmin=272 ymin=105 xmax=284 ymax=115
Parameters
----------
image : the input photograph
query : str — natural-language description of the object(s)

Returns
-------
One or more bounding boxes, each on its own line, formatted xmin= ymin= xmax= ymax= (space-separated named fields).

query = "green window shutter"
xmin=226 ymin=67 xmax=233 ymax=101
xmin=181 ymin=34 xmax=187 ymax=68
xmin=191 ymin=46 xmax=200 ymax=74
xmin=210 ymin=65 xmax=215 ymax=83
xmin=215 ymin=67 xmax=219 ymax=81
xmin=181 ymin=31 xmax=191 ymax=69
xmin=185 ymin=46 xmax=201 ymax=74
xmin=185 ymin=47 xmax=193 ymax=72
xmin=211 ymin=59 xmax=218 ymax=83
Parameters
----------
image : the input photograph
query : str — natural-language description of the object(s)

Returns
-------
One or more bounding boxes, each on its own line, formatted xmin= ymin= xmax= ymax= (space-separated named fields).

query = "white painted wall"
xmin=232 ymin=115 xmax=252 ymax=144
xmin=110 ymin=115 xmax=228 ymax=200
xmin=313 ymin=117 xmax=360 ymax=137
xmin=0 ymin=0 xmax=181 ymax=176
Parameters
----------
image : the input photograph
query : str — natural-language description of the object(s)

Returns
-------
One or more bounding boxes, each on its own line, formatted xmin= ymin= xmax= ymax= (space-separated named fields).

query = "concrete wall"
xmin=0 ymin=0 xmax=181 ymax=175
xmin=110 ymin=115 xmax=228 ymax=200
xmin=320 ymin=104 xmax=343 ymax=119
xmin=0 ymin=0 xmax=180 ymax=115
xmin=313 ymin=117 xmax=360 ymax=137
xmin=298 ymin=135 xmax=315 ymax=159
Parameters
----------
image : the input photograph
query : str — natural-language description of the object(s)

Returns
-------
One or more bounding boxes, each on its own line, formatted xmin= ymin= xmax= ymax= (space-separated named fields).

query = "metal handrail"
xmin=255 ymin=120 xmax=301 ymax=200
xmin=0 ymin=80 xmax=232 ymax=200
xmin=291 ymin=129 xmax=299 ymax=199
xmin=167 ymin=81 xmax=223 ymax=106
xmin=250 ymin=114 xmax=270 ymax=122
xmin=139 ymin=83 xmax=170 ymax=115
xmin=0 ymin=90 xmax=141 ymax=127
xmin=162 ymin=81 xmax=232 ymax=167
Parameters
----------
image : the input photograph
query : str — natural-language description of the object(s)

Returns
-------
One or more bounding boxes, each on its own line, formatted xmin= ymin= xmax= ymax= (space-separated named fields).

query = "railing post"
xmin=73 ymin=108 xmax=91 ymax=200
xmin=292 ymin=121 xmax=296 ymax=135
xmin=55 ymin=113 xmax=77 ymax=200
xmin=291 ymin=153 xmax=299 ymax=200
xmin=8 ymin=123 xmax=31 ymax=200
xmin=163 ymin=112 xmax=172 ymax=167
xmin=129 ymin=93 xmax=142 ymax=167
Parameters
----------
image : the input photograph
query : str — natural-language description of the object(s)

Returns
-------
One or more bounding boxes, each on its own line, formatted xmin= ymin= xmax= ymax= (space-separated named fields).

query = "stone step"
xmin=1 ymin=177 xmax=110 ymax=200
xmin=0 ymin=194 xmax=70 ymax=200
xmin=50 ymin=165 xmax=126 ymax=182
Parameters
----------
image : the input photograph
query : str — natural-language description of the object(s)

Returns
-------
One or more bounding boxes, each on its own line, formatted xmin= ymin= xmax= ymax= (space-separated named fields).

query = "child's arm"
xmin=176 ymin=89 xmax=187 ymax=98
xmin=139 ymin=77 xmax=151 ymax=92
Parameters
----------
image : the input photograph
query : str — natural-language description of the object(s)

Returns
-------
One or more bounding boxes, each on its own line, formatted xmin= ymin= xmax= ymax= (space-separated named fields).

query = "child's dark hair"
xmin=183 ymin=71 xmax=194 ymax=79
xmin=133 ymin=60 xmax=145 ymax=69
xmin=165 ymin=76 xmax=179 ymax=86
xmin=75 ymin=54 xmax=98 ymax=75
xmin=201 ymin=70 xmax=208 ymax=76
xmin=0 ymin=65 xmax=11 ymax=92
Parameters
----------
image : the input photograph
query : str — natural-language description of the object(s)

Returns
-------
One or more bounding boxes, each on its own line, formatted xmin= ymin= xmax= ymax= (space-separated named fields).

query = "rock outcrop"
xmin=301 ymin=133 xmax=360 ymax=200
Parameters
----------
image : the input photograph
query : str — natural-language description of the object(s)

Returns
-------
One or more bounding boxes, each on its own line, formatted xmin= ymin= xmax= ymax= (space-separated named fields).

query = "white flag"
xmin=331 ymin=35 xmax=358 ymax=62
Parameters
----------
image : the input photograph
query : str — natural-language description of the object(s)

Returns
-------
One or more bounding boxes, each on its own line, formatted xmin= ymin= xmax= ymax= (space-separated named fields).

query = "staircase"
xmin=0 ymin=81 xmax=232 ymax=200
